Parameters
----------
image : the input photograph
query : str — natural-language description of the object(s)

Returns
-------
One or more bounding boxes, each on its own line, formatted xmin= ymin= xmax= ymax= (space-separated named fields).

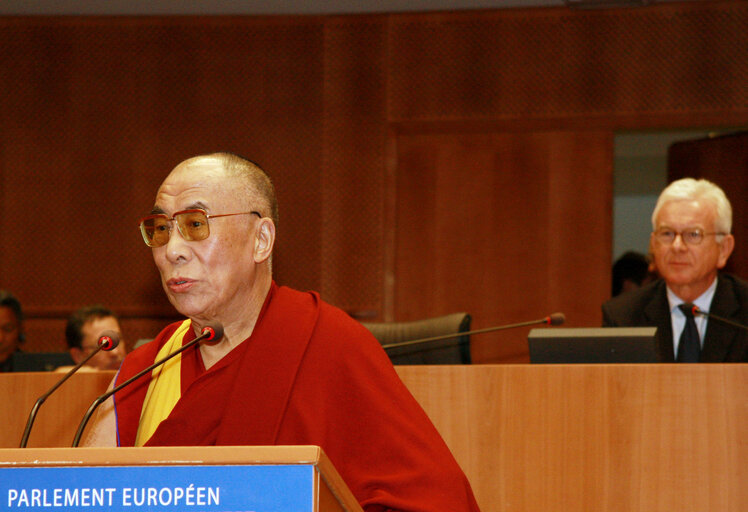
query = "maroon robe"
xmin=114 ymin=282 xmax=480 ymax=512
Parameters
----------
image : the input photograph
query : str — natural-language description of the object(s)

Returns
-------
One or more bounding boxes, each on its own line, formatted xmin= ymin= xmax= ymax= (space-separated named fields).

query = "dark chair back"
xmin=362 ymin=313 xmax=471 ymax=364
xmin=11 ymin=352 xmax=75 ymax=372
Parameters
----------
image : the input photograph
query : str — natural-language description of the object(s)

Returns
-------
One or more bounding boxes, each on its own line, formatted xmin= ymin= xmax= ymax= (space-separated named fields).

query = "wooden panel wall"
xmin=321 ymin=17 xmax=388 ymax=316
xmin=668 ymin=132 xmax=748 ymax=281
xmin=387 ymin=2 xmax=747 ymax=123
xmin=0 ymin=17 xmax=329 ymax=349
xmin=1 ymin=1 xmax=746 ymax=361
xmin=395 ymin=131 xmax=613 ymax=362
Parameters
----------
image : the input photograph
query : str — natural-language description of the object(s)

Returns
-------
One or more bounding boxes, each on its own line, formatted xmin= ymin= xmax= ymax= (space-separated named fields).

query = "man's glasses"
xmin=653 ymin=227 xmax=726 ymax=246
xmin=139 ymin=209 xmax=261 ymax=248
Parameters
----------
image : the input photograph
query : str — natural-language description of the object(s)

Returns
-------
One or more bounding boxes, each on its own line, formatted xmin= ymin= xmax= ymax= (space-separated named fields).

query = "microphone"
xmin=381 ymin=313 xmax=565 ymax=350
xmin=19 ymin=330 xmax=121 ymax=448
xmin=71 ymin=321 xmax=223 ymax=447
xmin=690 ymin=305 xmax=748 ymax=332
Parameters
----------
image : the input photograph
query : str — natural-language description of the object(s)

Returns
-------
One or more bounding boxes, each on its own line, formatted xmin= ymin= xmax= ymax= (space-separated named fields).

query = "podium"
xmin=0 ymin=445 xmax=363 ymax=512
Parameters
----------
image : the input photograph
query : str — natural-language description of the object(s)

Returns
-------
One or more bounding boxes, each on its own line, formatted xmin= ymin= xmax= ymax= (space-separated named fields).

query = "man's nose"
xmin=671 ymin=233 xmax=688 ymax=250
xmin=164 ymin=222 xmax=191 ymax=262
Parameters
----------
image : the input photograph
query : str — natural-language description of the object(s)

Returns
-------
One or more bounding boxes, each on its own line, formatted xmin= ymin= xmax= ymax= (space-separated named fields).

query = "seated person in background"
xmin=603 ymin=178 xmax=747 ymax=362
xmin=64 ymin=305 xmax=126 ymax=371
xmin=611 ymin=251 xmax=656 ymax=297
xmin=85 ymin=153 xmax=480 ymax=511
xmin=0 ymin=290 xmax=25 ymax=372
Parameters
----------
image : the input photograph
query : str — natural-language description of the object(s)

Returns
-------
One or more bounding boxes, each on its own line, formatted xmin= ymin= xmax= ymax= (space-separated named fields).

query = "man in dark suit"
xmin=603 ymin=178 xmax=748 ymax=362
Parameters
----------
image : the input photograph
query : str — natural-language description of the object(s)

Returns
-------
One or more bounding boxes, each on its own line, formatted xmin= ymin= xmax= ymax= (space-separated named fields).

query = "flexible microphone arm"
xmin=691 ymin=305 xmax=748 ymax=332
xmin=381 ymin=313 xmax=565 ymax=350
xmin=72 ymin=322 xmax=223 ymax=447
xmin=19 ymin=331 xmax=121 ymax=448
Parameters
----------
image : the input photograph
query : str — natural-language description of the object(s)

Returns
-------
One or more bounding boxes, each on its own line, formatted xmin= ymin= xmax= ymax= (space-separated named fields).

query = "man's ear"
xmin=69 ymin=347 xmax=85 ymax=365
xmin=254 ymin=218 xmax=276 ymax=264
xmin=716 ymin=233 xmax=735 ymax=269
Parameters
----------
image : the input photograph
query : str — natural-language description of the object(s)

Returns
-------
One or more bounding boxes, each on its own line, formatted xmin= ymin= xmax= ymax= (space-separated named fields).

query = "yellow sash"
xmin=135 ymin=319 xmax=192 ymax=446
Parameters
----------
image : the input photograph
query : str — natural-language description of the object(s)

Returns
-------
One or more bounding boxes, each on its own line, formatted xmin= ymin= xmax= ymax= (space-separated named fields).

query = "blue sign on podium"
xmin=2 ymin=464 xmax=314 ymax=512
xmin=0 ymin=446 xmax=360 ymax=511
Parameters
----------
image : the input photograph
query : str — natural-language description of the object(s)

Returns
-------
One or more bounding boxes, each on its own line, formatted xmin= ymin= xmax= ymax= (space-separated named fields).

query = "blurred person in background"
xmin=0 ymin=290 xmax=24 ymax=372
xmin=64 ymin=304 xmax=126 ymax=371
xmin=611 ymin=251 xmax=657 ymax=297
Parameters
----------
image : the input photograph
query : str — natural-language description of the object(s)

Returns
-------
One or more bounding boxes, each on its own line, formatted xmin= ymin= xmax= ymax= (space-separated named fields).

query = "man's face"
xmin=151 ymin=157 xmax=260 ymax=325
xmin=0 ymin=306 xmax=21 ymax=364
xmin=651 ymin=199 xmax=733 ymax=299
xmin=73 ymin=316 xmax=126 ymax=370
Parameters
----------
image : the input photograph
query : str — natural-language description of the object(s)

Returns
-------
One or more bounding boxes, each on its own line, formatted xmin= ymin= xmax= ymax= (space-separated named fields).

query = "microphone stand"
xmin=381 ymin=314 xmax=564 ymax=350
xmin=692 ymin=306 xmax=748 ymax=331
xmin=72 ymin=326 xmax=220 ymax=447
xmin=20 ymin=333 xmax=119 ymax=448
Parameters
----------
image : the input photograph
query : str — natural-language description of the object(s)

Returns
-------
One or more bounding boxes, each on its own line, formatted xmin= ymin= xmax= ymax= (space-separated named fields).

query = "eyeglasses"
xmin=139 ymin=209 xmax=261 ymax=248
xmin=653 ymin=227 xmax=726 ymax=246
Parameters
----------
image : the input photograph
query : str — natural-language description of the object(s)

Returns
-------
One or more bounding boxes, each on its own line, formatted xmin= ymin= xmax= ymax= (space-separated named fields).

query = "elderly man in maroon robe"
xmin=85 ymin=152 xmax=480 ymax=512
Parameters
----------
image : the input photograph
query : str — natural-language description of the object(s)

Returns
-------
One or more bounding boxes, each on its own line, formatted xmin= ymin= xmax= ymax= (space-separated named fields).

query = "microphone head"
xmin=97 ymin=330 xmax=121 ymax=351
xmin=547 ymin=312 xmax=565 ymax=326
xmin=201 ymin=322 xmax=224 ymax=342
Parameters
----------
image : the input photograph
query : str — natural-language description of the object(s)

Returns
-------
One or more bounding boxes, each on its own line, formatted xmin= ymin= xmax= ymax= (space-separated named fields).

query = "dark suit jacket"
xmin=602 ymin=273 xmax=748 ymax=362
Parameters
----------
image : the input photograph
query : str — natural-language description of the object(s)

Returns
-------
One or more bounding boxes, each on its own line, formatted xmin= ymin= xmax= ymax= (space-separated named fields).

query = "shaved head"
xmin=196 ymin=152 xmax=279 ymax=228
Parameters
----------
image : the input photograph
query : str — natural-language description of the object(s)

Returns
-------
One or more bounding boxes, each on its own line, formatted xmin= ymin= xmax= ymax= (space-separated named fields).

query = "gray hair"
xmin=651 ymin=178 xmax=732 ymax=234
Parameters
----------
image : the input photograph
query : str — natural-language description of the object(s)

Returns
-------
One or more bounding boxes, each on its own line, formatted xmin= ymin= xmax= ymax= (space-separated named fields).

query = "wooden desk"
xmin=2 ymin=365 xmax=745 ymax=512
xmin=396 ymin=364 xmax=747 ymax=512
xmin=2 ymin=371 xmax=114 ymax=449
